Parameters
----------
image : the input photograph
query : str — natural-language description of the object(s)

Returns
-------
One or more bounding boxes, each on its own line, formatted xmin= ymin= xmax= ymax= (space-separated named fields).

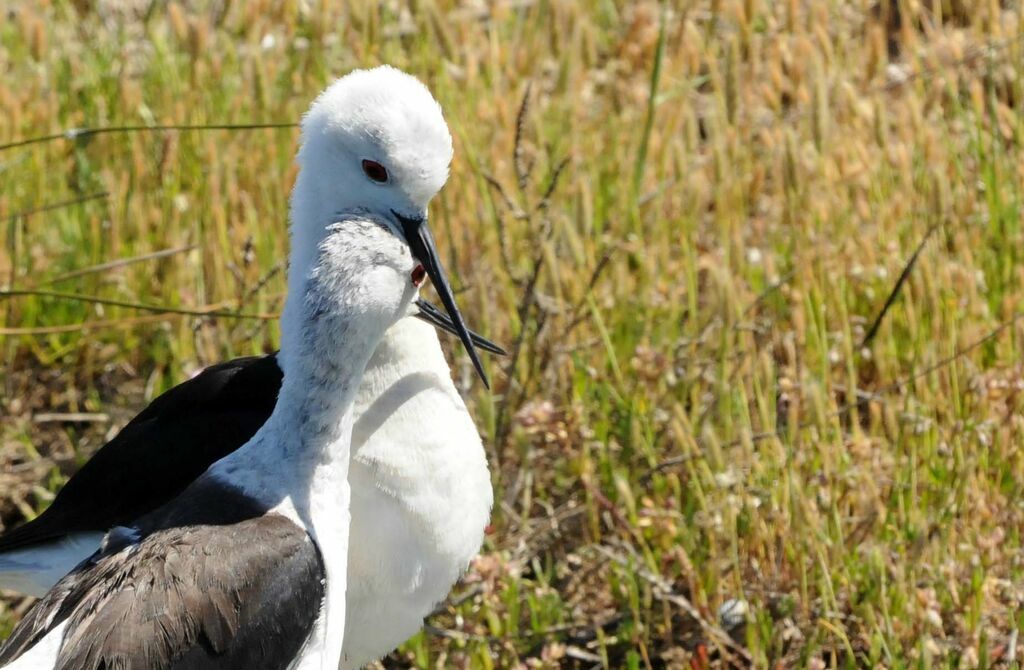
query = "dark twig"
xmin=495 ymin=256 xmax=546 ymax=446
xmin=0 ymin=289 xmax=276 ymax=320
xmin=875 ymin=313 xmax=1024 ymax=396
xmin=513 ymin=84 xmax=533 ymax=191
xmin=860 ymin=222 xmax=940 ymax=349
xmin=483 ymin=173 xmax=523 ymax=217
xmin=538 ymin=157 xmax=570 ymax=211
xmin=564 ymin=248 xmax=616 ymax=335
xmin=5 ymin=192 xmax=108 ymax=222
xmin=483 ymin=173 xmax=527 ymax=287
xmin=242 ymin=261 xmax=285 ymax=303
xmin=40 ymin=245 xmax=196 ymax=285
xmin=0 ymin=122 xmax=296 ymax=153
xmin=0 ymin=313 xmax=229 ymax=336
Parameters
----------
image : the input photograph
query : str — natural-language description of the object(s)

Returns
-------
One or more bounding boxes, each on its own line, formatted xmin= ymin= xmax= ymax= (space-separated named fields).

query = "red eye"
xmin=411 ymin=264 xmax=426 ymax=287
xmin=362 ymin=159 xmax=389 ymax=183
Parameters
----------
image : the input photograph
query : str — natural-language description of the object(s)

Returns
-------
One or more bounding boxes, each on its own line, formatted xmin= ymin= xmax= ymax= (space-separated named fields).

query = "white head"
xmin=289 ymin=66 xmax=454 ymax=291
xmin=284 ymin=66 xmax=488 ymax=386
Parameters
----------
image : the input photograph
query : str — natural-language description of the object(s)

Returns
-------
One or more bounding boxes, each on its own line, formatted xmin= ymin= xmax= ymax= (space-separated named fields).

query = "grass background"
xmin=2 ymin=0 xmax=1024 ymax=667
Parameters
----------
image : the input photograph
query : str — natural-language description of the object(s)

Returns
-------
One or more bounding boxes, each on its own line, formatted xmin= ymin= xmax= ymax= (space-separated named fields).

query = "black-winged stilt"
xmin=0 ymin=66 xmax=495 ymax=670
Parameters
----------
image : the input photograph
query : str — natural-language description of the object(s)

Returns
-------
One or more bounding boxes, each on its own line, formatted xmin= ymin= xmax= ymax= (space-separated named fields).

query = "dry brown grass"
xmin=3 ymin=0 xmax=1024 ymax=667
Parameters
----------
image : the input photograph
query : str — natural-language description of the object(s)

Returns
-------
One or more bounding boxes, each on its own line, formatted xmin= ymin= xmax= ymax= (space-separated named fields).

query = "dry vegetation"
xmin=3 ymin=0 xmax=1024 ymax=667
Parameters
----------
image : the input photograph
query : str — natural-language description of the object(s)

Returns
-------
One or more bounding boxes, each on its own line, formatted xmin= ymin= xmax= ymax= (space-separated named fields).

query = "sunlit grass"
xmin=2 ymin=0 xmax=1024 ymax=666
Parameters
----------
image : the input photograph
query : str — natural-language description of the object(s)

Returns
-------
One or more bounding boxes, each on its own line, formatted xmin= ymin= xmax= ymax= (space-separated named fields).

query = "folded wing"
xmin=0 ymin=512 xmax=324 ymax=670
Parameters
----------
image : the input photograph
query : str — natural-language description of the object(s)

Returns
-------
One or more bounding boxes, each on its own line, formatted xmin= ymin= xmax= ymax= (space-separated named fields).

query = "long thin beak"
xmin=415 ymin=299 xmax=507 ymax=356
xmin=394 ymin=210 xmax=490 ymax=388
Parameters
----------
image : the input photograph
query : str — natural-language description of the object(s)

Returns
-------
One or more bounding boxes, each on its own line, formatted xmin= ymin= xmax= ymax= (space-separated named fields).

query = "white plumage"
xmin=288 ymin=65 xmax=493 ymax=668
xmin=0 ymin=66 xmax=493 ymax=669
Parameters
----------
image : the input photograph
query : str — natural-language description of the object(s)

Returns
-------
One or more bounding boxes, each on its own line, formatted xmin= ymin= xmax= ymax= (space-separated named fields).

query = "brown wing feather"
xmin=0 ymin=515 xmax=325 ymax=670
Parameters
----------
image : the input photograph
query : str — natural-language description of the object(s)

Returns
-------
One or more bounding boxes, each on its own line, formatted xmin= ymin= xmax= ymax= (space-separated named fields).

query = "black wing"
xmin=0 ymin=355 xmax=283 ymax=552
xmin=0 ymin=514 xmax=325 ymax=670
xmin=0 ymin=300 xmax=500 ymax=553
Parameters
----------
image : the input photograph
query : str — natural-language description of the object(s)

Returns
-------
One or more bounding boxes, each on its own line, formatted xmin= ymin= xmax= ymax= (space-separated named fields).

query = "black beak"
xmin=394 ymin=210 xmax=490 ymax=388
xmin=415 ymin=299 xmax=507 ymax=356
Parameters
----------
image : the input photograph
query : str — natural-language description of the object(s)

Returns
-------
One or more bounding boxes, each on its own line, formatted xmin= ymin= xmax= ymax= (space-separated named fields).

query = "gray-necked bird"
xmin=0 ymin=66 xmax=494 ymax=670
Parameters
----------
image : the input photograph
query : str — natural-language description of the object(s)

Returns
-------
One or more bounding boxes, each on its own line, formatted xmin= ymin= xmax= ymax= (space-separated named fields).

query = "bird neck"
xmin=268 ymin=297 xmax=381 ymax=468
xmin=286 ymin=174 xmax=354 ymax=311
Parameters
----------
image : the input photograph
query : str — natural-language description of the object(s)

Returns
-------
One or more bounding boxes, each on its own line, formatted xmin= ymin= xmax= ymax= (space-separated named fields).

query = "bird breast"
xmin=341 ymin=368 xmax=492 ymax=670
xmin=348 ymin=379 xmax=492 ymax=581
